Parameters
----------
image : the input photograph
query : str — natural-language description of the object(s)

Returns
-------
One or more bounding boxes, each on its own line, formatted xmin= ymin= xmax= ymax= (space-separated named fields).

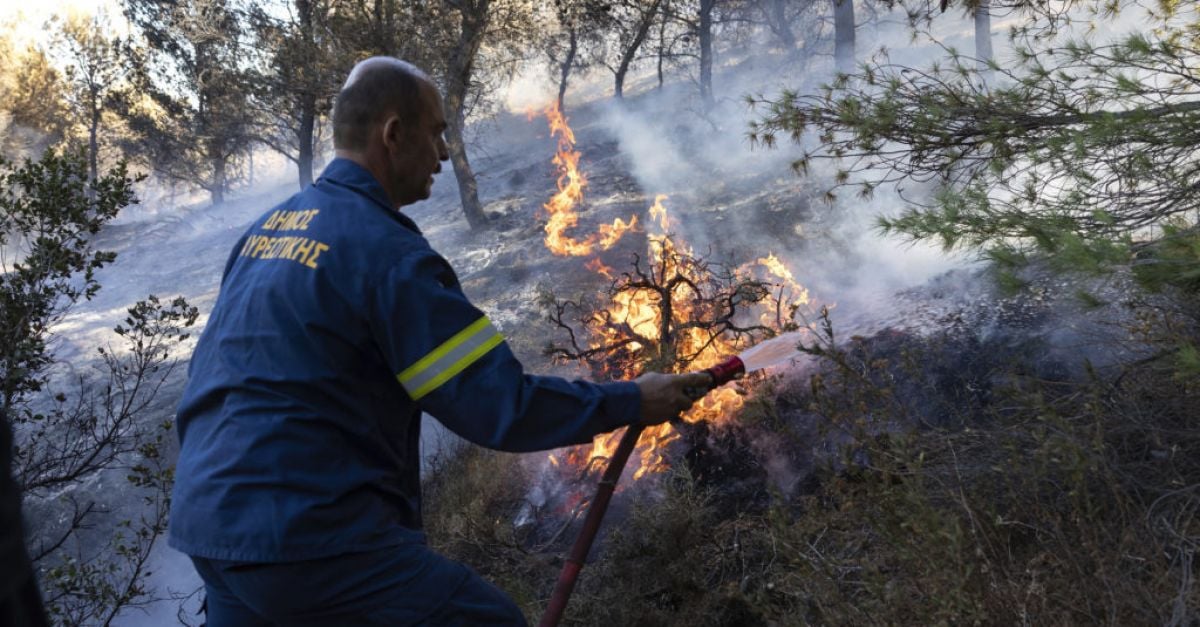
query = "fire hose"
xmin=538 ymin=355 xmax=746 ymax=627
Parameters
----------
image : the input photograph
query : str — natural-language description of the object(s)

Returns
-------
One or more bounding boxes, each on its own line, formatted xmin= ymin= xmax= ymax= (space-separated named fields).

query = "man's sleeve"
xmin=367 ymin=249 xmax=642 ymax=453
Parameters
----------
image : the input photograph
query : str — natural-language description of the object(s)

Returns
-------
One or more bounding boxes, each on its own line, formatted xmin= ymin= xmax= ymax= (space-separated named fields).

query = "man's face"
xmin=385 ymin=81 xmax=449 ymax=207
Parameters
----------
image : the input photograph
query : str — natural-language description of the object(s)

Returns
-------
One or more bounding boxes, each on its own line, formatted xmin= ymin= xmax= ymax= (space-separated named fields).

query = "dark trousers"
xmin=190 ymin=543 xmax=528 ymax=626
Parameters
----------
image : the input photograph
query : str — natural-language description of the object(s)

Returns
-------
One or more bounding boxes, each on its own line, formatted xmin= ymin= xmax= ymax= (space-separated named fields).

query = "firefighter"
xmin=168 ymin=57 xmax=711 ymax=626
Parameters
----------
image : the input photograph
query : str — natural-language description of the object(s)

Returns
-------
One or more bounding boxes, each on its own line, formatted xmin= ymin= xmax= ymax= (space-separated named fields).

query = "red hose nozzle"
xmin=704 ymin=355 xmax=745 ymax=388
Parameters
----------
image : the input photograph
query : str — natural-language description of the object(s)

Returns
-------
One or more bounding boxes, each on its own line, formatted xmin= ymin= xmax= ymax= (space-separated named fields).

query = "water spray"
xmin=539 ymin=333 xmax=803 ymax=626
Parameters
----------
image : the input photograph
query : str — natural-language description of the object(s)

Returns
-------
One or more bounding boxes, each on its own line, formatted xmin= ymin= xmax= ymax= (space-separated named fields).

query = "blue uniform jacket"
xmin=169 ymin=158 xmax=642 ymax=562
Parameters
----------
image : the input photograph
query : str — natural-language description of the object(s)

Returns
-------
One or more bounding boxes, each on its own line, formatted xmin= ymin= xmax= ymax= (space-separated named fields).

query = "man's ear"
xmin=381 ymin=115 xmax=403 ymax=153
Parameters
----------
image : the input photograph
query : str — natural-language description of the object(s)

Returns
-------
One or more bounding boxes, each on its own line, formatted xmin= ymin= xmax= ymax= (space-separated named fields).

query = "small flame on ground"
xmin=758 ymin=253 xmax=796 ymax=284
xmin=585 ymin=258 xmax=616 ymax=281
xmin=760 ymin=254 xmax=809 ymax=302
xmin=648 ymin=194 xmax=670 ymax=230
xmin=541 ymin=104 xmax=639 ymax=257
xmin=744 ymin=252 xmax=811 ymax=328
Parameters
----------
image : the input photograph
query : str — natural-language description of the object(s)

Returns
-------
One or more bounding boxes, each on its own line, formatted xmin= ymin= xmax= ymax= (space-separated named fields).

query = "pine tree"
xmin=248 ymin=0 xmax=352 ymax=188
xmin=52 ymin=11 xmax=136 ymax=190
xmin=124 ymin=0 xmax=253 ymax=205
xmin=752 ymin=2 xmax=1200 ymax=294
xmin=0 ymin=43 xmax=72 ymax=157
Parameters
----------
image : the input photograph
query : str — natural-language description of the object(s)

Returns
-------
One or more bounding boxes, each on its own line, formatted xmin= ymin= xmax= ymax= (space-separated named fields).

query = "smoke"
xmin=583 ymin=41 xmax=966 ymax=337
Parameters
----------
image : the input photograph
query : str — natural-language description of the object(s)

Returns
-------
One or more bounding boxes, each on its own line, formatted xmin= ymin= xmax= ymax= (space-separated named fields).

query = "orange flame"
xmin=648 ymin=194 xmax=670 ymax=230
xmin=585 ymin=258 xmax=616 ymax=281
xmin=757 ymin=253 xmax=796 ymax=284
xmin=741 ymin=252 xmax=811 ymax=328
xmin=542 ymin=104 xmax=638 ymax=256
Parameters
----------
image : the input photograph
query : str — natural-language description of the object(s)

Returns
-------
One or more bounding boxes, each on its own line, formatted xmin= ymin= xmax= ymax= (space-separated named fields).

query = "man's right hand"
xmin=634 ymin=371 xmax=714 ymax=425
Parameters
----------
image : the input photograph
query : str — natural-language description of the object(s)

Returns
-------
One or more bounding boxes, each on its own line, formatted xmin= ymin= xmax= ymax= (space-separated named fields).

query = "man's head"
xmin=333 ymin=58 xmax=449 ymax=208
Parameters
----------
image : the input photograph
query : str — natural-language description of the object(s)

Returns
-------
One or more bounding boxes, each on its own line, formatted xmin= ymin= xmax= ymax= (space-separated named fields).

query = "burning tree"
xmin=540 ymin=196 xmax=808 ymax=478
xmin=544 ymin=238 xmax=778 ymax=375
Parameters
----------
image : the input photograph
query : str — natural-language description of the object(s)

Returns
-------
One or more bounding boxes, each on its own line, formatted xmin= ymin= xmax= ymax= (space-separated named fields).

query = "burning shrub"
xmin=542 ymin=235 xmax=780 ymax=376
xmin=539 ymin=226 xmax=803 ymax=481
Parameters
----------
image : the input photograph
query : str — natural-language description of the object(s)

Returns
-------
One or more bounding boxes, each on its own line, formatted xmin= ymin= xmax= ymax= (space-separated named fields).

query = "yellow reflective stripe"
xmin=407 ymin=332 xmax=503 ymax=400
xmin=398 ymin=316 xmax=491 ymax=383
xmin=397 ymin=316 xmax=504 ymax=401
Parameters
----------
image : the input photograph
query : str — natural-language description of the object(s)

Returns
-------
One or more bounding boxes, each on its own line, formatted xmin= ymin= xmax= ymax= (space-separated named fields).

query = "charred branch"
xmin=543 ymin=234 xmax=787 ymax=378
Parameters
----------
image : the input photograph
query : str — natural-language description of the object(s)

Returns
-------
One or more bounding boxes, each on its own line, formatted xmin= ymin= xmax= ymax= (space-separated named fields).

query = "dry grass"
xmin=422 ymin=446 xmax=552 ymax=617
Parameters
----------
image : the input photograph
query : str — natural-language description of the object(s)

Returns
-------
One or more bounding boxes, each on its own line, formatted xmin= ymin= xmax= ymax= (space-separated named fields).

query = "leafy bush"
xmin=1 ymin=151 xmax=196 ymax=626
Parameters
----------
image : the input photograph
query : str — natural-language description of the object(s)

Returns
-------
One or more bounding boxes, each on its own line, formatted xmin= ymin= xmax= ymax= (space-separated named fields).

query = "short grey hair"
xmin=333 ymin=57 xmax=432 ymax=151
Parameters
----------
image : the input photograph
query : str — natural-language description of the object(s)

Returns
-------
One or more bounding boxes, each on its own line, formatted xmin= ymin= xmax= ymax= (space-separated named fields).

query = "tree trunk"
xmin=833 ymin=0 xmax=855 ymax=74
xmin=768 ymin=0 xmax=796 ymax=51
xmin=87 ymin=98 xmax=99 ymax=201
xmin=372 ymin=0 xmax=389 ymax=54
xmin=557 ymin=27 xmax=577 ymax=114
xmin=384 ymin=0 xmax=396 ymax=53
xmin=975 ymin=0 xmax=993 ymax=77
xmin=296 ymin=0 xmax=315 ymax=188
xmin=656 ymin=5 xmax=666 ymax=90
xmin=656 ymin=0 xmax=671 ymax=90
xmin=614 ymin=0 xmax=663 ymax=99
xmin=445 ymin=0 xmax=489 ymax=230
xmin=698 ymin=0 xmax=715 ymax=108
xmin=298 ymin=95 xmax=315 ymax=188
xmin=210 ymin=154 xmax=226 ymax=205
